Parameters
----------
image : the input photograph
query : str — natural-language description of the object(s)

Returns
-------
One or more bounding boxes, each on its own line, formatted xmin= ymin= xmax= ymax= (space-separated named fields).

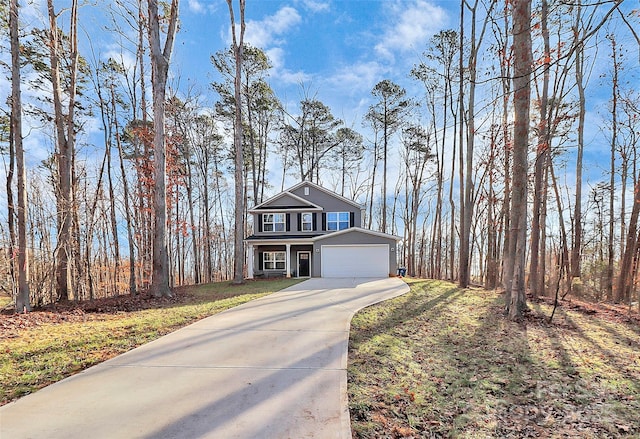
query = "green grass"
xmin=0 ymin=294 xmax=11 ymax=310
xmin=0 ymin=278 xmax=301 ymax=405
xmin=348 ymin=278 xmax=640 ymax=438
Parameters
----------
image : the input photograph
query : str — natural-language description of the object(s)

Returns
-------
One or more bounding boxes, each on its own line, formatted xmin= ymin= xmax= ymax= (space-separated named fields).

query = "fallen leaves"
xmin=348 ymin=279 xmax=640 ymax=439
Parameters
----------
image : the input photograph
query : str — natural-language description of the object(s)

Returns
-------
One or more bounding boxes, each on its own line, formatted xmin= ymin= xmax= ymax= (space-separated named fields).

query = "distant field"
xmin=348 ymin=278 xmax=640 ymax=438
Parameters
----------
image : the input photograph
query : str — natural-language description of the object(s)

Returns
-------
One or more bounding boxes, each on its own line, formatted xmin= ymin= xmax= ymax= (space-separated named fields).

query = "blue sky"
xmin=173 ymin=0 xmax=454 ymax=124
xmin=2 ymin=0 xmax=639 ymax=202
xmin=0 ymin=0 xmax=460 ymax=210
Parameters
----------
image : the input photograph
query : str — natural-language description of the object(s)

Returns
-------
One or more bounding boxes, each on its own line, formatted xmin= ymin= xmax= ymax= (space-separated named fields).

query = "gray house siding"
xmin=251 ymin=182 xmax=363 ymax=237
xmin=253 ymin=213 xmax=323 ymax=236
xmin=290 ymin=184 xmax=363 ymax=227
xmin=251 ymin=244 xmax=315 ymax=277
xmin=312 ymin=230 xmax=398 ymax=276
xmin=246 ymin=182 xmax=400 ymax=279
xmin=262 ymin=193 xmax=305 ymax=207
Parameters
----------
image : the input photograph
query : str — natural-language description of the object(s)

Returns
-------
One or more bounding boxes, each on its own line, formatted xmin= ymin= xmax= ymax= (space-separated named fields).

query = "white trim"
xmin=296 ymin=251 xmax=311 ymax=278
xmin=251 ymin=207 xmax=322 ymax=213
xmin=286 ymin=244 xmax=291 ymax=278
xmin=301 ymin=212 xmax=314 ymax=231
xmin=263 ymin=251 xmax=286 ymax=270
xmin=286 ymin=181 xmax=364 ymax=209
xmin=247 ymin=244 xmax=254 ymax=279
xmin=245 ymin=239 xmax=315 ymax=246
xmin=320 ymin=244 xmax=390 ymax=278
xmin=311 ymin=226 xmax=401 ymax=242
xmin=245 ymin=227 xmax=400 ymax=246
xmin=262 ymin=213 xmax=286 ymax=232
xmin=249 ymin=191 xmax=323 ymax=212
xmin=325 ymin=211 xmax=350 ymax=231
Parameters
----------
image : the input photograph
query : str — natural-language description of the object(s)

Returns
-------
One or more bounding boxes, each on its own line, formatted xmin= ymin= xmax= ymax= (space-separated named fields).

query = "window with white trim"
xmin=327 ymin=212 xmax=350 ymax=231
xmin=263 ymin=251 xmax=286 ymax=270
xmin=263 ymin=213 xmax=285 ymax=232
xmin=301 ymin=212 xmax=313 ymax=231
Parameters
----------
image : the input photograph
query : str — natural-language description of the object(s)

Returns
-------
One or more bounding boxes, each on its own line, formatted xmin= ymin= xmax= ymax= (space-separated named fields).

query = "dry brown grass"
xmin=348 ymin=278 xmax=640 ymax=438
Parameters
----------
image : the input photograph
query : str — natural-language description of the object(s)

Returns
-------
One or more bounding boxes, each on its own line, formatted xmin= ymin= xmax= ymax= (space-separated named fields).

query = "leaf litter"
xmin=348 ymin=279 xmax=640 ymax=438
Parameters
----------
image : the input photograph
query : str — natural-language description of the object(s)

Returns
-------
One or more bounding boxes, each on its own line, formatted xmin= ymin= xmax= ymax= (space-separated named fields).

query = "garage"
xmin=321 ymin=244 xmax=389 ymax=278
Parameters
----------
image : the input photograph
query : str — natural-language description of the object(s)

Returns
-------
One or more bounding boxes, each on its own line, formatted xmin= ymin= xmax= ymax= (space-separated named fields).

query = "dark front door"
xmin=298 ymin=252 xmax=311 ymax=277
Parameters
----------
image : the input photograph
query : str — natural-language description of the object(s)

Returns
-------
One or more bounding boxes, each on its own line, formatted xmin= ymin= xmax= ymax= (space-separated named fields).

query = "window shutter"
xmin=297 ymin=213 xmax=302 ymax=231
xmin=258 ymin=252 xmax=264 ymax=270
xmin=322 ymin=213 xmax=326 ymax=231
xmin=257 ymin=214 xmax=263 ymax=232
xmin=313 ymin=213 xmax=317 ymax=231
xmin=350 ymin=212 xmax=355 ymax=228
xmin=286 ymin=214 xmax=291 ymax=231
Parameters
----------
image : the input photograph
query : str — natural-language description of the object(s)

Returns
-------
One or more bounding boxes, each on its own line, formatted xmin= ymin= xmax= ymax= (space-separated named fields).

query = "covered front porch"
xmin=246 ymin=241 xmax=315 ymax=279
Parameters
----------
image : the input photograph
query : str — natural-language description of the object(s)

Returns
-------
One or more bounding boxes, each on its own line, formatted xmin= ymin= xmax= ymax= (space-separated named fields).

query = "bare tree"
xmin=606 ymin=32 xmax=620 ymax=302
xmin=529 ymin=0 xmax=551 ymax=298
xmin=504 ymin=0 xmax=532 ymax=320
xmin=400 ymin=124 xmax=434 ymax=276
xmin=147 ymin=0 xmax=179 ymax=297
xmin=458 ymin=0 xmax=497 ymax=288
xmin=9 ymin=0 xmax=30 ymax=312
xmin=367 ymin=80 xmax=410 ymax=234
xmin=47 ymin=0 xmax=79 ymax=302
xmin=226 ymin=0 xmax=246 ymax=284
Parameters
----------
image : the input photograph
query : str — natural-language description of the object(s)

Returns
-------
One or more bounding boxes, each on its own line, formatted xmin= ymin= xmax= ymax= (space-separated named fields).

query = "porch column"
xmin=247 ymin=244 xmax=254 ymax=279
xmin=286 ymin=243 xmax=291 ymax=278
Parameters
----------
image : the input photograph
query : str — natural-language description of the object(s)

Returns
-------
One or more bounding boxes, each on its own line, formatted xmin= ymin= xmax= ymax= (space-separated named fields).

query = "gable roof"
xmin=249 ymin=190 xmax=323 ymax=213
xmin=312 ymin=227 xmax=402 ymax=242
xmin=287 ymin=181 xmax=364 ymax=209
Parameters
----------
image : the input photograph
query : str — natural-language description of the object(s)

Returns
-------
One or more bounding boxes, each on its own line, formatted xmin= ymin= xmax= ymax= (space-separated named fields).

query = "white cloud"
xmin=297 ymin=0 xmax=330 ymax=13
xmin=187 ymin=0 xmax=218 ymax=14
xmin=103 ymin=48 xmax=137 ymax=74
xmin=326 ymin=61 xmax=387 ymax=95
xmin=279 ymin=69 xmax=313 ymax=86
xmin=265 ymin=47 xmax=285 ymax=70
xmin=244 ymin=6 xmax=302 ymax=48
xmin=375 ymin=0 xmax=447 ymax=62
xmin=188 ymin=0 xmax=205 ymax=13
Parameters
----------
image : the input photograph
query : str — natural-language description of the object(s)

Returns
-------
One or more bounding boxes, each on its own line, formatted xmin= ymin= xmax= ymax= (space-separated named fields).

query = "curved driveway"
xmin=0 ymin=277 xmax=409 ymax=439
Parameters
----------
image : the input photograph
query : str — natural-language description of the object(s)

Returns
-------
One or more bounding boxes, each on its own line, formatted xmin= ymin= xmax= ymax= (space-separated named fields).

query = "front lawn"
xmin=348 ymin=278 xmax=640 ymax=438
xmin=0 ymin=278 xmax=301 ymax=405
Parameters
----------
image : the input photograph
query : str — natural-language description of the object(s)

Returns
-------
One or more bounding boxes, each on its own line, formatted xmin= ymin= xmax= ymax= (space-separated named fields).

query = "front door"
xmin=297 ymin=251 xmax=311 ymax=277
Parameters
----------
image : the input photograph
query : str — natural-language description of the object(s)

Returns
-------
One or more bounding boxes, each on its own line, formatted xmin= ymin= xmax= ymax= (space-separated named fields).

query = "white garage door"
xmin=321 ymin=244 xmax=389 ymax=278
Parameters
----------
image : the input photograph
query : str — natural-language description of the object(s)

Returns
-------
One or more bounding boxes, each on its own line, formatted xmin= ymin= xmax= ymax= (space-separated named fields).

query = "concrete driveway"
xmin=0 ymin=277 xmax=409 ymax=439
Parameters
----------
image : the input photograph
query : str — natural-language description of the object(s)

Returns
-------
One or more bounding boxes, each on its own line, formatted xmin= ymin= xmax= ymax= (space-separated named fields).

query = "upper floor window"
xmin=263 ymin=213 xmax=285 ymax=232
xmin=301 ymin=213 xmax=313 ymax=231
xmin=327 ymin=212 xmax=350 ymax=231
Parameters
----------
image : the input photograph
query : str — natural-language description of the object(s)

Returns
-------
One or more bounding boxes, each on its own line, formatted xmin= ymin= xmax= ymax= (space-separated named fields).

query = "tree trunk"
xmin=227 ymin=0 xmax=246 ymax=284
xmin=147 ymin=0 xmax=179 ymax=297
xmin=499 ymin=7 xmax=512 ymax=292
xmin=10 ymin=0 xmax=31 ymax=312
xmin=571 ymin=4 xmax=585 ymax=281
xmin=529 ymin=0 xmax=550 ymax=298
xmin=113 ymin=95 xmax=137 ymax=295
xmin=106 ymin=130 xmax=120 ymax=292
xmin=608 ymin=34 xmax=618 ymax=302
xmin=48 ymin=0 xmax=79 ymax=302
xmin=457 ymin=0 xmax=465 ymax=285
xmin=505 ymin=0 xmax=532 ymax=320
xmin=617 ymin=182 xmax=640 ymax=303
xmin=368 ymin=140 xmax=378 ymax=230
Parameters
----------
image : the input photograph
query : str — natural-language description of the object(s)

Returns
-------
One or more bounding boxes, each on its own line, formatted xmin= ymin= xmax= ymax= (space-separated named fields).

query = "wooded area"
xmin=1 ymin=0 xmax=638 ymax=320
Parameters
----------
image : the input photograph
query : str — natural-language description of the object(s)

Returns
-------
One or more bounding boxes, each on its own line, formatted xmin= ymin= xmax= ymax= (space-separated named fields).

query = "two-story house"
xmin=245 ymin=181 xmax=400 ymax=278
